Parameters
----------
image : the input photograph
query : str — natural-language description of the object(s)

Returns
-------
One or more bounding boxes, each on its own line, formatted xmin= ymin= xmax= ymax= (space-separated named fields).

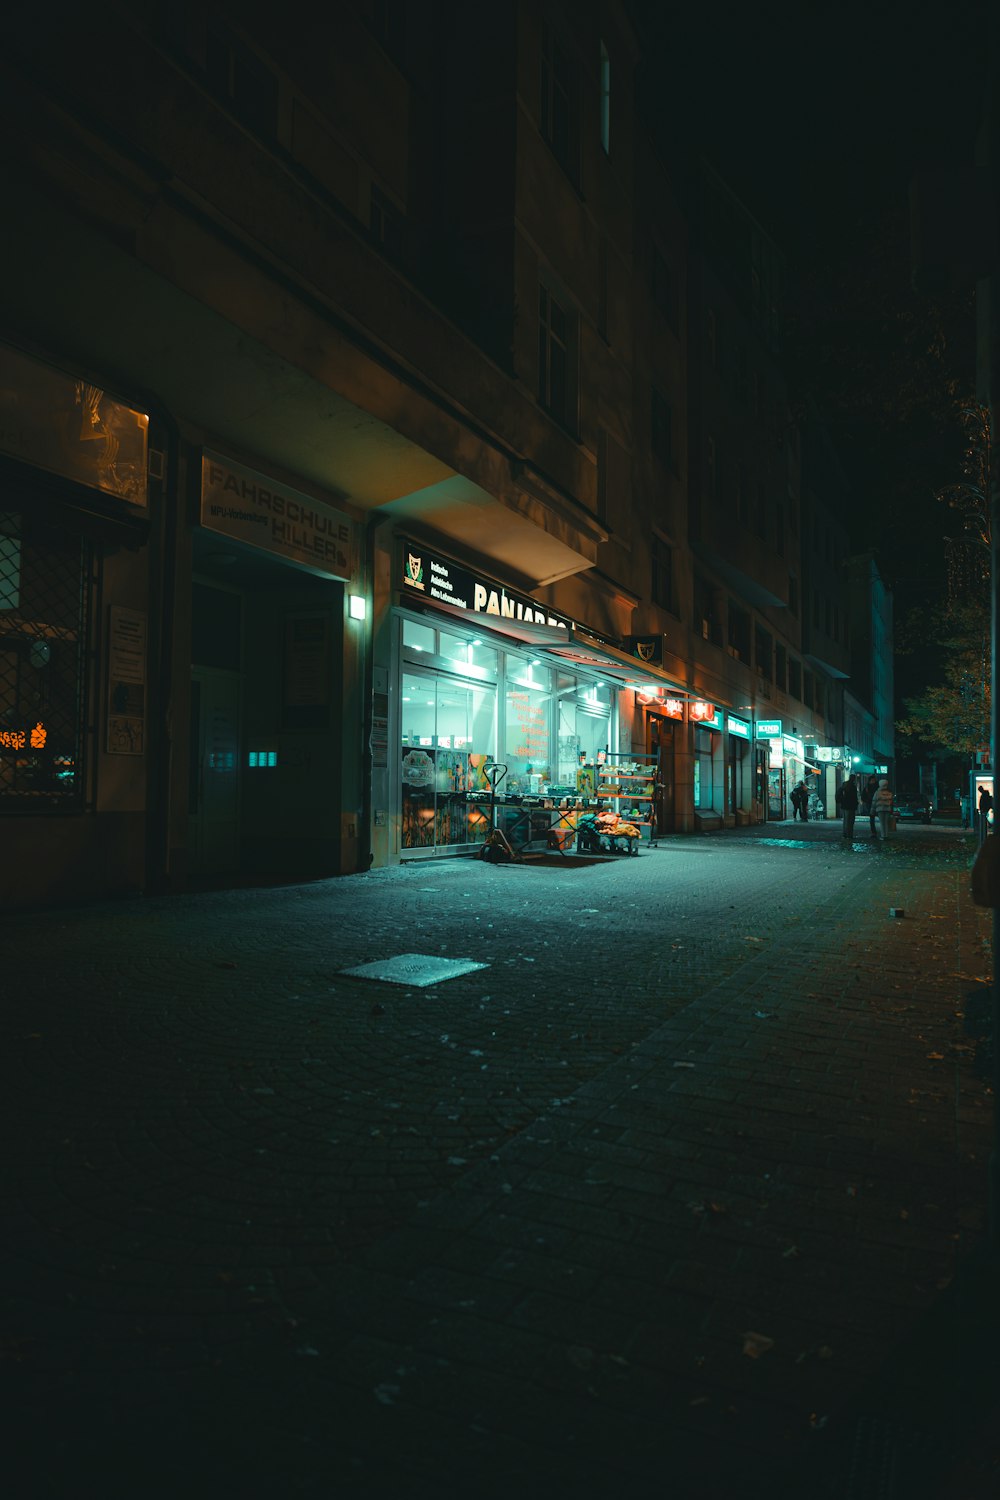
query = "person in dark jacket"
xmin=790 ymin=779 xmax=807 ymax=820
xmin=836 ymin=773 xmax=859 ymax=840
xmin=862 ymin=775 xmax=879 ymax=837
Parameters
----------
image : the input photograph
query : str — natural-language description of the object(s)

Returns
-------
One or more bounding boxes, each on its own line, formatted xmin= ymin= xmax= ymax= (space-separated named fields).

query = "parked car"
xmin=895 ymin=795 xmax=933 ymax=824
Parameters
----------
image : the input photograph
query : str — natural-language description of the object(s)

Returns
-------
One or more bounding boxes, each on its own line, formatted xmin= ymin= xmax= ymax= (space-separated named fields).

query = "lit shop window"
xmin=247 ymin=750 xmax=277 ymax=768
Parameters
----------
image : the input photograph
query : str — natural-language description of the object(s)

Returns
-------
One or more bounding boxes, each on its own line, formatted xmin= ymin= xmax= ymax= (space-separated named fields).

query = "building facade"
xmin=0 ymin=2 xmax=881 ymax=909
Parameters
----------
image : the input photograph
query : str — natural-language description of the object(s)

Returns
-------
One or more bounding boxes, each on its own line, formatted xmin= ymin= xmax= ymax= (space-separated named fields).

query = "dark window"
xmin=364 ymin=0 xmax=406 ymax=56
xmin=754 ymin=482 xmax=766 ymax=539
xmin=727 ymin=603 xmax=750 ymax=663
xmin=370 ymin=186 xmax=404 ymax=259
xmin=788 ymin=574 xmax=799 ymax=616
xmin=803 ymin=668 xmax=815 ymax=708
xmin=651 ymin=245 xmax=678 ymax=328
xmin=0 ymin=510 xmax=92 ymax=810
xmin=599 ymin=39 xmax=610 ymax=153
xmin=206 ymin=21 xmax=278 ymax=139
xmin=775 ymin=642 xmax=787 ymax=691
xmin=541 ymin=22 xmax=579 ymax=179
xmin=775 ymin=501 xmax=785 ymax=556
xmin=651 ymin=388 xmax=673 ymax=468
xmin=788 ymin=658 xmax=802 ymax=700
xmin=755 ymin=624 xmax=773 ymax=682
xmin=538 ymin=282 xmax=575 ymax=429
xmin=736 ymin=466 xmax=750 ymax=525
xmin=651 ymin=535 xmax=674 ymax=612
xmin=694 ymin=575 xmax=721 ymax=646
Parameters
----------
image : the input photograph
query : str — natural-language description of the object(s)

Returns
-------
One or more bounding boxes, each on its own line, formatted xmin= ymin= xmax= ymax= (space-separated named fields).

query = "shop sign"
xmin=635 ymin=688 xmax=686 ymax=717
xmin=783 ymin=734 xmax=804 ymax=759
xmin=401 ymin=545 xmax=570 ymax=629
xmin=691 ymin=701 xmax=722 ymax=730
xmin=0 ymin=342 xmax=148 ymax=507
xmin=625 ymin=634 xmax=662 ymax=665
xmin=0 ymin=722 xmax=47 ymax=751
xmin=814 ymin=746 xmax=839 ymax=762
xmin=201 ymin=452 xmax=357 ymax=582
xmin=727 ymin=714 xmax=751 ymax=740
xmin=756 ymin=719 xmax=781 ymax=739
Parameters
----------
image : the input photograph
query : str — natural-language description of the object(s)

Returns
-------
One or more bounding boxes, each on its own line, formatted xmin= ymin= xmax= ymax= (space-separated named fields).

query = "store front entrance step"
xmin=340 ymin=953 xmax=489 ymax=987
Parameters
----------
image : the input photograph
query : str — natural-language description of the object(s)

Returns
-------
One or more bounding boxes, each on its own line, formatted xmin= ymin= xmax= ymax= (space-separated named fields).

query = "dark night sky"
xmin=629 ymin=0 xmax=990 ymax=617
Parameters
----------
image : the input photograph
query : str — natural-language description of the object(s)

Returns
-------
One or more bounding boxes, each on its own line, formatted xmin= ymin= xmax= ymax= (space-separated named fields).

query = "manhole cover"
xmin=341 ymin=953 xmax=489 ymax=987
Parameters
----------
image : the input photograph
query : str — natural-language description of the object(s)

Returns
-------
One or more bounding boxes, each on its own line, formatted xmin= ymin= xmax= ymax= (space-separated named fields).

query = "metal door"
xmin=188 ymin=667 xmax=241 ymax=873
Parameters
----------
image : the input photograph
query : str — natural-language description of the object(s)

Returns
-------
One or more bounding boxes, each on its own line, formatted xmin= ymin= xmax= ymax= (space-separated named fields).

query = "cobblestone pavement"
xmin=3 ymin=820 xmax=997 ymax=1499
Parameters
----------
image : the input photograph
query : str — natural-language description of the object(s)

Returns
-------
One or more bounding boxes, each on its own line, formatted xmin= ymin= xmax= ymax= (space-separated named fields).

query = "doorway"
xmin=400 ymin=667 xmax=496 ymax=852
xmin=647 ymin=714 xmax=675 ymax=835
xmin=188 ymin=666 xmax=241 ymax=873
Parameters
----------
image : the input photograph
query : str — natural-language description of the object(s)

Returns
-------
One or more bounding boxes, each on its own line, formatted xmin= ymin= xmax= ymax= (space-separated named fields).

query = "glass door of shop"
xmin=647 ymin=715 xmax=675 ymax=835
xmin=400 ymin=669 xmax=496 ymax=853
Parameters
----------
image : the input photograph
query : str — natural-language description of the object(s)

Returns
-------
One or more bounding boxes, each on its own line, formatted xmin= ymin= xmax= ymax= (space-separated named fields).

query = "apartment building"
xmin=0 ymin=2 xmax=870 ymax=908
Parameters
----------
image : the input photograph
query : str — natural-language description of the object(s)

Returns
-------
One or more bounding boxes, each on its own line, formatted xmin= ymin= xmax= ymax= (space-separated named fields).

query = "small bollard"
xmin=888 ymin=907 xmax=905 ymax=918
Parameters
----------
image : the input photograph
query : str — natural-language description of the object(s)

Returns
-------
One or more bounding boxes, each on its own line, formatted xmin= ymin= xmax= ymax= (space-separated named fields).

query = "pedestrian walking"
xmin=791 ymin=779 xmax=808 ymax=821
xmin=872 ymin=778 xmax=894 ymax=839
xmin=979 ymin=784 xmax=993 ymax=831
xmin=836 ymin=773 xmax=859 ymax=840
xmin=862 ymin=774 xmax=879 ymax=837
xmin=789 ymin=780 xmax=803 ymax=820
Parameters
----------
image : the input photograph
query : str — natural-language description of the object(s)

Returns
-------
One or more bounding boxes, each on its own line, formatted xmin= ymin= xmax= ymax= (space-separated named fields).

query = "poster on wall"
xmin=282 ymin=612 xmax=329 ymax=729
xmin=106 ymin=606 xmax=146 ymax=755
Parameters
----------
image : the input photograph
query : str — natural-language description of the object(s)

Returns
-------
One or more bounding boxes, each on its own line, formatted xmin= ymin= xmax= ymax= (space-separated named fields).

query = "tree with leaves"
xmin=896 ymin=401 xmax=990 ymax=761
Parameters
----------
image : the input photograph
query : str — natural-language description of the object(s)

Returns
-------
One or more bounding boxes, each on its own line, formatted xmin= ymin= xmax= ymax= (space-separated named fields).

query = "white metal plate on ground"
xmin=341 ymin=954 xmax=489 ymax=987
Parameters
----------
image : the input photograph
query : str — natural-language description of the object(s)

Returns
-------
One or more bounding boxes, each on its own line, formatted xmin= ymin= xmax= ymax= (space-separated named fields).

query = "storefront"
xmin=758 ymin=720 xmax=814 ymax=819
xmin=726 ymin=712 xmax=754 ymax=823
xmin=0 ymin=340 xmax=156 ymax=909
xmin=387 ymin=542 xmax=686 ymax=859
xmin=691 ymin=700 xmax=723 ymax=823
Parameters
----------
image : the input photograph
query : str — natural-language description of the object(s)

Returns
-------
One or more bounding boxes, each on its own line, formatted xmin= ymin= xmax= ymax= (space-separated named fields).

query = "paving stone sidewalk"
xmin=2 ymin=825 xmax=997 ymax=1498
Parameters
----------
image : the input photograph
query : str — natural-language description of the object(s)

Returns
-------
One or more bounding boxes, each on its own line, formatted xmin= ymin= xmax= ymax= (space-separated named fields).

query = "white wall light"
xmin=348 ymin=594 xmax=367 ymax=620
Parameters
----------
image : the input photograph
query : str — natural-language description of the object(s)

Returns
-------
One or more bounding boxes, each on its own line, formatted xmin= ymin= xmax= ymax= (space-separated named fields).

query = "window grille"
xmin=0 ymin=510 xmax=91 ymax=811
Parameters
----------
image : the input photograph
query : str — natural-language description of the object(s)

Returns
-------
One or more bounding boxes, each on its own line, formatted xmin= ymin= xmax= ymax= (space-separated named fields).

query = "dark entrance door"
xmin=647 ymin=715 xmax=675 ymax=834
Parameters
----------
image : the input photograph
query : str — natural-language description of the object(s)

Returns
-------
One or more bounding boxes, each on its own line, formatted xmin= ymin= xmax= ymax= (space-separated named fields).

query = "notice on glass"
xmin=107 ymin=606 xmax=146 ymax=755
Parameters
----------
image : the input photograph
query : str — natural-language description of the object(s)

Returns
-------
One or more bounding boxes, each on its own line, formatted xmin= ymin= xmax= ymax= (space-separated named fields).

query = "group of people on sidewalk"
xmin=835 ymin=773 xmax=894 ymax=840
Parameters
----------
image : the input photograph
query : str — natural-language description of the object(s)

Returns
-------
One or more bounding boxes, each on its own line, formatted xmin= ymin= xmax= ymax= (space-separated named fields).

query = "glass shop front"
xmin=398 ymin=611 xmax=614 ymax=856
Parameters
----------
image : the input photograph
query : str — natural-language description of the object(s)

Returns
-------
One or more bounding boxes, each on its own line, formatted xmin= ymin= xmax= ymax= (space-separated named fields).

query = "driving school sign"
xmin=201 ymin=452 xmax=357 ymax=582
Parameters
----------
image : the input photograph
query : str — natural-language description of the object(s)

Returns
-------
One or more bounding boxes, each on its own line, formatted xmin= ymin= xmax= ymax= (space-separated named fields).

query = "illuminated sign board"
xmin=401 ymin=545 xmax=571 ymax=630
xmin=783 ymin=735 xmax=804 ymax=759
xmin=727 ymin=714 xmax=751 ymax=740
xmin=201 ymin=452 xmax=357 ymax=582
xmin=691 ymin=701 xmax=723 ymax=730
xmin=662 ymin=697 xmax=685 ymax=720
xmin=0 ymin=722 xmax=47 ymax=750
xmin=0 ymin=343 xmax=148 ymax=508
xmin=756 ymin=719 xmax=781 ymax=739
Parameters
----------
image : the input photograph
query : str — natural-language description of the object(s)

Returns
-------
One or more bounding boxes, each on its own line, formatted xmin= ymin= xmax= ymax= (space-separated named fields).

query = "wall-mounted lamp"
xmin=348 ymin=594 xmax=367 ymax=620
